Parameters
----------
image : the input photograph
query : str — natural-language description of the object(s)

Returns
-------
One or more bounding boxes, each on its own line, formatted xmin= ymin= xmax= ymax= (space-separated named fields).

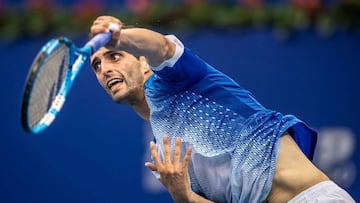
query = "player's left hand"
xmin=145 ymin=136 xmax=193 ymax=202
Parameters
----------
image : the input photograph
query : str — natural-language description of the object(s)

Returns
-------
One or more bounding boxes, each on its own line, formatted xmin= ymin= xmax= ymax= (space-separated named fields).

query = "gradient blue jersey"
xmin=144 ymin=35 xmax=317 ymax=203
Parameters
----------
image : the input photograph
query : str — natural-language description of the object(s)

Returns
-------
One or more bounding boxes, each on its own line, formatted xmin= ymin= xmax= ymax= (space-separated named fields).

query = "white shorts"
xmin=288 ymin=181 xmax=355 ymax=203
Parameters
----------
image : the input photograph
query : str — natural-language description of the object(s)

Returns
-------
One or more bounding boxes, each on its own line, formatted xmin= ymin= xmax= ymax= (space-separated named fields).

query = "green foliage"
xmin=0 ymin=1 xmax=359 ymax=42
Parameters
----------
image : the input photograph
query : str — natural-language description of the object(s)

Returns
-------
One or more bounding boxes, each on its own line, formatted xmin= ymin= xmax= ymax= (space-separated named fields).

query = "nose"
xmin=100 ymin=61 xmax=113 ymax=76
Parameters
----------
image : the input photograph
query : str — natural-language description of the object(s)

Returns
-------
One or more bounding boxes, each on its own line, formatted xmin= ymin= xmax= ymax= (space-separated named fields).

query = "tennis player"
xmin=89 ymin=16 xmax=355 ymax=203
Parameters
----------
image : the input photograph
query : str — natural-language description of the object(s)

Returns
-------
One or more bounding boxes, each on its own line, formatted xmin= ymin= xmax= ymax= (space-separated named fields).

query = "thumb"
xmin=145 ymin=162 xmax=158 ymax=172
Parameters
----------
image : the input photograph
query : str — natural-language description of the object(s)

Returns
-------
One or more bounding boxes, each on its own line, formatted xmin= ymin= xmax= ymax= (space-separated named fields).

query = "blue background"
xmin=0 ymin=5 xmax=359 ymax=201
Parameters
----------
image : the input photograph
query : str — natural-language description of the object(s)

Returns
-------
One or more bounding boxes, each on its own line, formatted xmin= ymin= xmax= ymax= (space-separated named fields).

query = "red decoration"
xmin=291 ymin=0 xmax=321 ymax=11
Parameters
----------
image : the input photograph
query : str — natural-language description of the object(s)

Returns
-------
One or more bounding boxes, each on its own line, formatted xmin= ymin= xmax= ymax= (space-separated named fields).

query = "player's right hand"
xmin=90 ymin=15 xmax=122 ymax=49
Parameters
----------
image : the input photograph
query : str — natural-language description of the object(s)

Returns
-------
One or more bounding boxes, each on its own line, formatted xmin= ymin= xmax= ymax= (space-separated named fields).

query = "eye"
xmin=92 ymin=59 xmax=101 ymax=73
xmin=110 ymin=53 xmax=121 ymax=61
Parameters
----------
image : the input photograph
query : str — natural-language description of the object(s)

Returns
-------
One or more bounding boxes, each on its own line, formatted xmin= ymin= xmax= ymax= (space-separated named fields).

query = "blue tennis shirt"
xmin=144 ymin=35 xmax=317 ymax=203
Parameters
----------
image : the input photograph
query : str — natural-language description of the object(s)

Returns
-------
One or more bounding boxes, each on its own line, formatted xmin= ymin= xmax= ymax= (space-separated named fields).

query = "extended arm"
xmin=90 ymin=16 xmax=176 ymax=67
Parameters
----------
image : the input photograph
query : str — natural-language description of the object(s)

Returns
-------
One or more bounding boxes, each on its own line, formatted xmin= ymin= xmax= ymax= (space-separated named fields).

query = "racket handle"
xmin=86 ymin=32 xmax=112 ymax=54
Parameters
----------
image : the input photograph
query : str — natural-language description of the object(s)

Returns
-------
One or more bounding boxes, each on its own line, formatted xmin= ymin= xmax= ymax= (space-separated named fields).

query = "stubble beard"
xmin=112 ymin=85 xmax=144 ymax=106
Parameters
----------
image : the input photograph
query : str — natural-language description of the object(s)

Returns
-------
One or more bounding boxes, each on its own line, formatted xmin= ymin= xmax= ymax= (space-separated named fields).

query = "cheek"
xmin=95 ymin=74 xmax=107 ymax=90
xmin=126 ymin=61 xmax=144 ymax=80
xmin=127 ymin=70 xmax=144 ymax=86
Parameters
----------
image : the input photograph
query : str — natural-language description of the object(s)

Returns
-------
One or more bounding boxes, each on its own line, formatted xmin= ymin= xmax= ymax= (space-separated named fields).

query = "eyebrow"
xmin=103 ymin=50 xmax=118 ymax=57
xmin=91 ymin=50 xmax=119 ymax=68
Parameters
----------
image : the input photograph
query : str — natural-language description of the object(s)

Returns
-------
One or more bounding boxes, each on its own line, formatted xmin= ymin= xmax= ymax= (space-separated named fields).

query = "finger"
xmin=90 ymin=22 xmax=120 ymax=34
xmin=96 ymin=16 xmax=122 ymax=24
xmin=182 ymin=147 xmax=192 ymax=170
xmin=95 ymin=16 xmax=122 ymax=29
xmin=112 ymin=29 xmax=121 ymax=42
xmin=144 ymin=162 xmax=158 ymax=172
xmin=108 ymin=23 xmax=122 ymax=41
xmin=163 ymin=136 xmax=172 ymax=163
xmin=90 ymin=17 xmax=122 ymax=37
xmin=90 ymin=23 xmax=109 ymax=36
xmin=173 ymin=137 xmax=181 ymax=163
xmin=149 ymin=141 xmax=163 ymax=166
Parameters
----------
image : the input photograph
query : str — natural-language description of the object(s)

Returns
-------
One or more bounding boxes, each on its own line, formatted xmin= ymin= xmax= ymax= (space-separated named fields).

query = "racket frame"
xmin=21 ymin=32 xmax=110 ymax=134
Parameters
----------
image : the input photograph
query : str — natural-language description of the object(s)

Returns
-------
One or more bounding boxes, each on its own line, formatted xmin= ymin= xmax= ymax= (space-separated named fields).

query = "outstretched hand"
xmin=145 ymin=136 xmax=193 ymax=202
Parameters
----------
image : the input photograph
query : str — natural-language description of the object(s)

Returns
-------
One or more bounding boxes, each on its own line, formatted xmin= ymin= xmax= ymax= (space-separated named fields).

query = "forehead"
xmin=91 ymin=47 xmax=110 ymax=62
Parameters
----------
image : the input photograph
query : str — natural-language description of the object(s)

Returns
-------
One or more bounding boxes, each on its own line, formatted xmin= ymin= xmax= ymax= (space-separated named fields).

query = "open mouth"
xmin=107 ymin=78 xmax=124 ymax=89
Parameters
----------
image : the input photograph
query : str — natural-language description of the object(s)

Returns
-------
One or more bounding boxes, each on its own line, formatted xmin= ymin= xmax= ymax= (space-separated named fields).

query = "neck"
xmin=132 ymin=70 xmax=152 ymax=121
xmin=131 ymin=97 xmax=150 ymax=121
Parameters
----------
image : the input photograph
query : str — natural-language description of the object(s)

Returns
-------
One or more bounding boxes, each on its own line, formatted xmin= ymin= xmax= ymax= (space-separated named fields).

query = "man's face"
xmin=90 ymin=47 xmax=146 ymax=105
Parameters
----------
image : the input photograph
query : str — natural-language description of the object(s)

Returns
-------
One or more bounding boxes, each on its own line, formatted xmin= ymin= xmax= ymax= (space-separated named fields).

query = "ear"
xmin=139 ymin=56 xmax=151 ymax=74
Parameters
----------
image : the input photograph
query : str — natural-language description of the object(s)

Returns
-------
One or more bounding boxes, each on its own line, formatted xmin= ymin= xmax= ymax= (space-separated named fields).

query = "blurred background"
xmin=0 ymin=0 xmax=359 ymax=202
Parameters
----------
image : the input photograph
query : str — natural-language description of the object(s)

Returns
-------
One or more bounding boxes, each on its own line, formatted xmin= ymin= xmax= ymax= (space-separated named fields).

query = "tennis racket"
xmin=21 ymin=23 xmax=118 ymax=134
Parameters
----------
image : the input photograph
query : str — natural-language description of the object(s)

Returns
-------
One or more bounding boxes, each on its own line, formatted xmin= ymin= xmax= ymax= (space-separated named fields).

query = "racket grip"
xmin=86 ymin=32 xmax=112 ymax=54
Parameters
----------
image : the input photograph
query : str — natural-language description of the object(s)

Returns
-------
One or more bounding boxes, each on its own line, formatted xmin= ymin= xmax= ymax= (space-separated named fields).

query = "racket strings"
xmin=27 ymin=43 xmax=70 ymax=128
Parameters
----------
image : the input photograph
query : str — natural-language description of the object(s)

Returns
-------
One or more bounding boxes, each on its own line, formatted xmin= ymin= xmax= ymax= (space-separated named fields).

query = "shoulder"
xmin=151 ymin=35 xmax=185 ymax=71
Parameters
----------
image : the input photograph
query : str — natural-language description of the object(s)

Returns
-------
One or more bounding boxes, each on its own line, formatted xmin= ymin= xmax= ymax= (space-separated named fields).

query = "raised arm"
xmin=90 ymin=16 xmax=176 ymax=67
